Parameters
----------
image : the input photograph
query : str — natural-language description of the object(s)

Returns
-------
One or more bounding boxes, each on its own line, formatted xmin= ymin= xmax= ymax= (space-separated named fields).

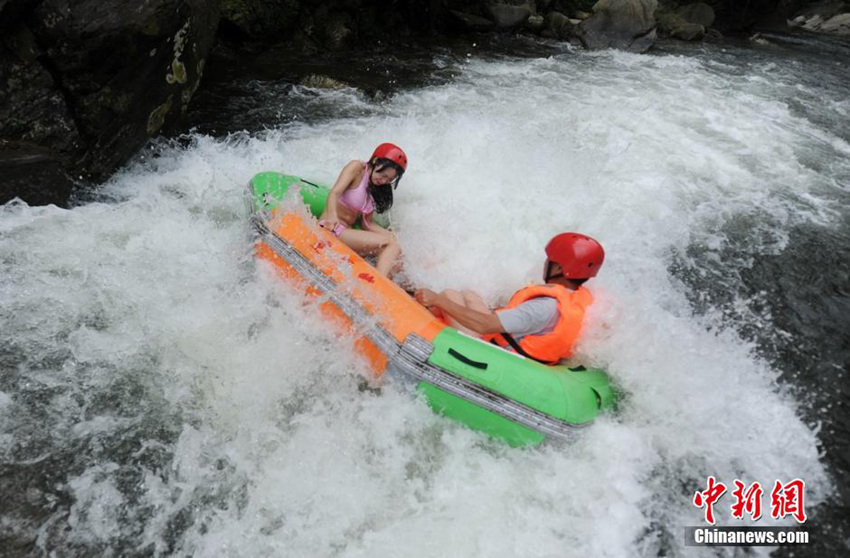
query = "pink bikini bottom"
xmin=318 ymin=220 xmax=348 ymax=237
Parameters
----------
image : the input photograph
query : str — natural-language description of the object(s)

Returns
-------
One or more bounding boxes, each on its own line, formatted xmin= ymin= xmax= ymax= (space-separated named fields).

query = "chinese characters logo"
xmin=693 ymin=478 xmax=807 ymax=524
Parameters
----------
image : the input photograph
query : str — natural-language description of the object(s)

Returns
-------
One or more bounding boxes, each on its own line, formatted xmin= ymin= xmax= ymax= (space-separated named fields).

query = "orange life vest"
xmin=484 ymin=284 xmax=593 ymax=364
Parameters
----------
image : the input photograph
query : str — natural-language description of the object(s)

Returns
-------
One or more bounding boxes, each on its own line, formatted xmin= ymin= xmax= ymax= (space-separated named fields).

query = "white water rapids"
xmin=3 ymin=44 xmax=848 ymax=556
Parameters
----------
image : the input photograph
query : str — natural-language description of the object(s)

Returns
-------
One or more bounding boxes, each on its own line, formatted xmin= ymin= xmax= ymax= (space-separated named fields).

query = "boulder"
xmin=1 ymin=0 xmax=220 ymax=205
xmin=317 ymin=11 xmax=354 ymax=50
xmin=791 ymin=1 xmax=850 ymax=36
xmin=0 ymin=22 xmax=80 ymax=205
xmin=219 ymin=0 xmax=300 ymax=39
xmin=656 ymin=2 xmax=708 ymax=40
xmin=820 ymin=12 xmax=850 ymax=34
xmin=670 ymin=21 xmax=705 ymax=39
xmin=577 ymin=0 xmax=658 ymax=52
xmin=0 ymin=24 xmax=81 ymax=160
xmin=748 ymin=32 xmax=775 ymax=46
xmin=525 ymin=13 xmax=546 ymax=31
xmin=0 ymin=0 xmax=36 ymax=28
xmin=448 ymin=9 xmax=497 ymax=31
xmin=299 ymin=74 xmax=349 ymax=89
xmin=551 ymin=0 xmax=594 ymax=18
xmin=541 ymin=11 xmax=578 ymax=39
xmin=485 ymin=2 xmax=533 ymax=28
xmin=0 ymin=142 xmax=74 ymax=207
xmin=677 ymin=2 xmax=714 ymax=27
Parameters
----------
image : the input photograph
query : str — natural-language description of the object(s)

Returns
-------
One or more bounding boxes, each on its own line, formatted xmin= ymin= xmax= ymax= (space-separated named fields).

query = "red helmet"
xmin=371 ymin=143 xmax=408 ymax=171
xmin=545 ymin=233 xmax=604 ymax=279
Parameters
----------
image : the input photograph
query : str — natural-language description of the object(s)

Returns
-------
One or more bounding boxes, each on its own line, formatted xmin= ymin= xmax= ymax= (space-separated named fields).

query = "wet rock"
xmin=299 ymin=74 xmax=349 ymax=89
xmin=657 ymin=2 xmax=709 ymax=41
xmin=0 ymin=24 xmax=82 ymax=158
xmin=576 ymin=0 xmax=658 ymax=52
xmin=790 ymin=1 xmax=850 ymax=36
xmin=525 ymin=13 xmax=546 ymax=31
xmin=318 ymin=11 xmax=355 ymax=50
xmin=485 ymin=2 xmax=534 ymax=28
xmin=29 ymin=0 xmax=220 ymax=169
xmin=0 ymin=141 xmax=75 ymax=207
xmin=1 ymin=0 xmax=219 ymax=205
xmin=670 ymin=21 xmax=705 ymax=40
xmin=677 ymin=2 xmax=714 ymax=27
xmin=749 ymin=32 xmax=777 ymax=46
xmin=550 ymin=0 xmax=590 ymax=18
xmin=219 ymin=0 xmax=300 ymax=39
xmin=541 ymin=11 xmax=578 ymax=39
xmin=448 ymin=9 xmax=497 ymax=31
xmin=821 ymin=12 xmax=850 ymax=34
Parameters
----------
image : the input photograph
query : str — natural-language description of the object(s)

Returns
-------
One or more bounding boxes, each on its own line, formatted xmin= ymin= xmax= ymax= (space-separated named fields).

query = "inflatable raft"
xmin=248 ymin=171 xmax=614 ymax=447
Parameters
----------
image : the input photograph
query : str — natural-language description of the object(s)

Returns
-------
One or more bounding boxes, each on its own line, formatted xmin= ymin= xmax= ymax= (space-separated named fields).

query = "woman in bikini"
xmin=318 ymin=143 xmax=407 ymax=278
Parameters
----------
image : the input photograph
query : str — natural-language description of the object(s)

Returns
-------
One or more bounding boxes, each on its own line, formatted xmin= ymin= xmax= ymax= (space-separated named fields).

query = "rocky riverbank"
xmin=2 ymin=0 xmax=847 ymax=207
xmin=1 ymin=0 xmax=219 ymax=206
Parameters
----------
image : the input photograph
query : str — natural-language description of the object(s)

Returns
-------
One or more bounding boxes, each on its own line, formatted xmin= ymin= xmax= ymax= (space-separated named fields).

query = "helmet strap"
xmin=544 ymin=261 xmax=563 ymax=282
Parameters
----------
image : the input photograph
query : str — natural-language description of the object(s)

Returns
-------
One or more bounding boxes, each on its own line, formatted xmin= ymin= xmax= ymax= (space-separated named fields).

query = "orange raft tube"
xmin=255 ymin=207 xmax=446 ymax=377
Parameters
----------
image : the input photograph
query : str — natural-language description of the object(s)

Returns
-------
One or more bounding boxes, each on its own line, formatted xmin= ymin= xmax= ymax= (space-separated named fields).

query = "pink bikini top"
xmin=339 ymin=163 xmax=375 ymax=217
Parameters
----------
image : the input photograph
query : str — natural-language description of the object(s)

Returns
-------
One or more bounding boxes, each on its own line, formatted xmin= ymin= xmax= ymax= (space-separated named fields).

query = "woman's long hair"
xmin=368 ymin=157 xmax=404 ymax=213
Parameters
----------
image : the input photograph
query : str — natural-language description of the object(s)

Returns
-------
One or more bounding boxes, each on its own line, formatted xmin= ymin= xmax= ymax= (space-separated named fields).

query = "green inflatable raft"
xmin=249 ymin=171 xmax=615 ymax=447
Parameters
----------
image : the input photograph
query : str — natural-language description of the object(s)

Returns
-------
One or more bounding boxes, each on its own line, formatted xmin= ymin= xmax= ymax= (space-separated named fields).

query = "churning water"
xmin=2 ymin=36 xmax=848 ymax=556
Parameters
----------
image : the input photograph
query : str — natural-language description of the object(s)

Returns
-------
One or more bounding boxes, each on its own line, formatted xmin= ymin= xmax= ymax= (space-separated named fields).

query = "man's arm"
xmin=414 ymin=289 xmax=503 ymax=335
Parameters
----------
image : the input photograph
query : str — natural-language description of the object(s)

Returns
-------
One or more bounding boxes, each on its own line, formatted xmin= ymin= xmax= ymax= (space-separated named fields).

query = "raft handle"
xmin=448 ymin=349 xmax=488 ymax=370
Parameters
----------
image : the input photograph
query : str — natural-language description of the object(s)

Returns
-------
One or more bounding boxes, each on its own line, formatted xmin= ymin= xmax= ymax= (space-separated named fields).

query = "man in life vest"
xmin=414 ymin=233 xmax=604 ymax=364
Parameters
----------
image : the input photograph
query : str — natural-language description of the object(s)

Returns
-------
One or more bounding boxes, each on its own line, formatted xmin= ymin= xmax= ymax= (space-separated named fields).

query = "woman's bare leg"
xmin=338 ymin=228 xmax=401 ymax=278
xmin=375 ymin=241 xmax=401 ymax=277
